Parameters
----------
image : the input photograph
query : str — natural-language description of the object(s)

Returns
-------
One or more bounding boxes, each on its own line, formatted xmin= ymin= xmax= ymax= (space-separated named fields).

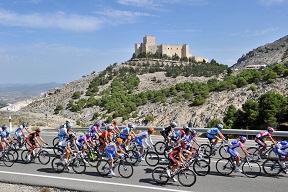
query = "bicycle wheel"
xmin=216 ymin=158 xmax=234 ymax=176
xmin=177 ymin=168 xmax=197 ymax=187
xmin=51 ymin=157 xmax=65 ymax=173
xmin=246 ymin=147 xmax=260 ymax=162
xmin=21 ymin=150 xmax=32 ymax=164
xmin=145 ymin=151 xmax=159 ymax=167
xmin=199 ymin=144 xmax=212 ymax=158
xmin=2 ymin=152 xmax=15 ymax=167
xmin=262 ymin=159 xmax=281 ymax=176
xmin=267 ymin=149 xmax=278 ymax=159
xmin=219 ymin=145 xmax=230 ymax=158
xmin=152 ymin=167 xmax=169 ymax=184
xmin=192 ymin=159 xmax=210 ymax=176
xmin=242 ymin=161 xmax=261 ymax=178
xmin=125 ymin=150 xmax=138 ymax=165
xmin=10 ymin=149 xmax=19 ymax=162
xmin=118 ymin=161 xmax=134 ymax=178
xmin=52 ymin=137 xmax=60 ymax=147
xmin=53 ymin=144 xmax=64 ymax=156
xmin=154 ymin=141 xmax=166 ymax=155
xmin=72 ymin=158 xmax=86 ymax=174
xmin=86 ymin=151 xmax=100 ymax=167
xmin=96 ymin=160 xmax=110 ymax=176
xmin=38 ymin=150 xmax=50 ymax=165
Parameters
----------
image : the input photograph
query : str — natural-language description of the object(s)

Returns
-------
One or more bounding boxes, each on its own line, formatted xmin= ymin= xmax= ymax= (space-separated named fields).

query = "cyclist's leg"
xmin=255 ymin=138 xmax=266 ymax=155
xmin=227 ymin=147 xmax=240 ymax=170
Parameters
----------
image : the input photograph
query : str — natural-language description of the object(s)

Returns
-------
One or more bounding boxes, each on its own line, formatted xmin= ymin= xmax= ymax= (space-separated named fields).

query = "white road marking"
xmin=0 ymin=170 xmax=195 ymax=192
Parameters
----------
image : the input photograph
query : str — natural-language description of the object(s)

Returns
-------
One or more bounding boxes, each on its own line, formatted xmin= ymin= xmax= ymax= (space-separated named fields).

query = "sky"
xmin=0 ymin=0 xmax=288 ymax=84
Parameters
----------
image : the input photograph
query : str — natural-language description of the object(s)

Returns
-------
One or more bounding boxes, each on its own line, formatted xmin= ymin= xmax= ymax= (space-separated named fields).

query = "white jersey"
xmin=15 ymin=125 xmax=25 ymax=133
xmin=58 ymin=127 xmax=67 ymax=135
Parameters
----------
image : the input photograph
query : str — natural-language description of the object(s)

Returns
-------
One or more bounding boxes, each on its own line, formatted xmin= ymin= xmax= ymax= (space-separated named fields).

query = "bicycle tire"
xmin=192 ymin=159 xmax=210 ymax=176
xmin=10 ymin=149 xmax=19 ymax=162
xmin=21 ymin=149 xmax=32 ymax=164
xmin=262 ymin=159 xmax=281 ymax=176
xmin=219 ymin=145 xmax=230 ymax=158
xmin=199 ymin=144 xmax=212 ymax=158
xmin=96 ymin=159 xmax=110 ymax=176
xmin=86 ymin=150 xmax=100 ymax=167
xmin=52 ymin=137 xmax=60 ymax=147
xmin=2 ymin=152 xmax=15 ymax=167
xmin=145 ymin=151 xmax=160 ymax=167
xmin=125 ymin=150 xmax=138 ymax=165
xmin=242 ymin=161 xmax=261 ymax=178
xmin=267 ymin=148 xmax=278 ymax=159
xmin=152 ymin=167 xmax=169 ymax=184
xmin=154 ymin=141 xmax=166 ymax=155
xmin=38 ymin=150 xmax=50 ymax=165
xmin=246 ymin=147 xmax=260 ymax=162
xmin=177 ymin=168 xmax=197 ymax=187
xmin=51 ymin=157 xmax=65 ymax=173
xmin=72 ymin=158 xmax=86 ymax=174
xmin=53 ymin=144 xmax=64 ymax=156
xmin=216 ymin=158 xmax=234 ymax=176
xmin=118 ymin=161 xmax=134 ymax=178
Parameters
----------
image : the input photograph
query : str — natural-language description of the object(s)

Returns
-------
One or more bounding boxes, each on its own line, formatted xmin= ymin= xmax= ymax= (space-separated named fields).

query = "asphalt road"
xmin=0 ymin=133 xmax=286 ymax=192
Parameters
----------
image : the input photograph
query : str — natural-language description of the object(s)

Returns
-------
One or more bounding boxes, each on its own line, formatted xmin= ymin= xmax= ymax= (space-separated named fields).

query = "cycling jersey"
xmin=105 ymin=142 xmax=120 ymax=159
xmin=58 ymin=127 xmax=67 ymax=140
xmin=75 ymin=134 xmax=89 ymax=148
xmin=172 ymin=130 xmax=185 ymax=140
xmin=206 ymin=128 xmax=220 ymax=139
xmin=15 ymin=125 xmax=25 ymax=138
xmin=256 ymin=131 xmax=271 ymax=139
xmin=26 ymin=132 xmax=39 ymax=146
xmin=274 ymin=141 xmax=288 ymax=157
xmin=227 ymin=140 xmax=243 ymax=157
xmin=168 ymin=146 xmax=183 ymax=165
xmin=88 ymin=125 xmax=100 ymax=137
xmin=120 ymin=127 xmax=131 ymax=139
xmin=135 ymin=131 xmax=153 ymax=147
xmin=161 ymin=126 xmax=173 ymax=135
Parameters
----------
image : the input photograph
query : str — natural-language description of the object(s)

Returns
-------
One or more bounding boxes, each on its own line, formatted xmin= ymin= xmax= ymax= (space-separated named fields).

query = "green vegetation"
xmin=67 ymin=61 xmax=288 ymax=124
xmin=54 ymin=104 xmax=63 ymax=114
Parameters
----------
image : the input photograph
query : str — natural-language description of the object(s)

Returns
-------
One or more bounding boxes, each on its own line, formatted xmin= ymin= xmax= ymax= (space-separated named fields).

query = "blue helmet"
xmin=22 ymin=122 xmax=27 ymax=126
xmin=2 ymin=124 xmax=7 ymax=128
xmin=94 ymin=121 xmax=101 ymax=126
xmin=239 ymin=136 xmax=247 ymax=142
xmin=216 ymin=124 xmax=223 ymax=129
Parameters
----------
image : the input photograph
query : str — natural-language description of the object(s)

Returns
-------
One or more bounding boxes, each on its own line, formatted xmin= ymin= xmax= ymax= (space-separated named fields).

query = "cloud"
xmin=116 ymin=0 xmax=208 ymax=8
xmin=258 ymin=0 xmax=287 ymax=6
xmin=230 ymin=27 xmax=278 ymax=37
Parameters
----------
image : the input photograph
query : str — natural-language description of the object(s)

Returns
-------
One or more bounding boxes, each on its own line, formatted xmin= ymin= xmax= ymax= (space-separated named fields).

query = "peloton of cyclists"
xmin=255 ymin=127 xmax=277 ymax=157
xmin=206 ymin=123 xmax=227 ymax=151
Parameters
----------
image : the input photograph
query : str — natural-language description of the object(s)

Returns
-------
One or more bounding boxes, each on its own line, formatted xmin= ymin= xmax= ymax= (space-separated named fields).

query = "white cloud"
xmin=117 ymin=0 xmax=208 ymax=8
xmin=258 ymin=0 xmax=287 ymax=6
xmin=230 ymin=27 xmax=278 ymax=37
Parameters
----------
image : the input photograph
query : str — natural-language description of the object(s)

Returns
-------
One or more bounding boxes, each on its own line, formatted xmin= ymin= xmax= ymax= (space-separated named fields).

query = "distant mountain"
xmin=0 ymin=82 xmax=63 ymax=104
xmin=232 ymin=35 xmax=288 ymax=69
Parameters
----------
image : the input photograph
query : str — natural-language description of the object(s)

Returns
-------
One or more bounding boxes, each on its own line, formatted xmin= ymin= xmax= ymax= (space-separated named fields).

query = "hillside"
xmin=18 ymin=58 xmax=288 ymax=129
xmin=232 ymin=35 xmax=288 ymax=69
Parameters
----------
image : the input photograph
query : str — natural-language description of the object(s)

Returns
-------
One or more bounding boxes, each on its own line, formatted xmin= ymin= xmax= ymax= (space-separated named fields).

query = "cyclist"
xmin=0 ymin=124 xmax=11 ymax=157
xmin=111 ymin=119 xmax=121 ymax=134
xmin=227 ymin=136 xmax=250 ymax=172
xmin=206 ymin=123 xmax=226 ymax=151
xmin=58 ymin=121 xmax=74 ymax=142
xmin=75 ymin=133 xmax=95 ymax=157
xmin=88 ymin=121 xmax=102 ymax=140
xmin=62 ymin=133 xmax=79 ymax=170
xmin=105 ymin=137 xmax=126 ymax=176
xmin=171 ymin=126 xmax=186 ymax=143
xmin=135 ymin=127 xmax=154 ymax=161
xmin=255 ymin=127 xmax=277 ymax=157
xmin=183 ymin=128 xmax=201 ymax=158
xmin=273 ymin=140 xmax=288 ymax=171
xmin=166 ymin=140 xmax=188 ymax=182
xmin=25 ymin=128 xmax=48 ymax=161
xmin=99 ymin=125 xmax=114 ymax=153
xmin=160 ymin=122 xmax=177 ymax=143
xmin=15 ymin=121 xmax=31 ymax=148
xmin=120 ymin=122 xmax=136 ymax=150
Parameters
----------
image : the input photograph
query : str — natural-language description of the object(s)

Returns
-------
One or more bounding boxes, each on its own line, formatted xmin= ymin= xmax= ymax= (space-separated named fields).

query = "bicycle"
xmin=216 ymin=156 xmax=261 ymax=178
xmin=199 ymin=139 xmax=229 ymax=158
xmin=262 ymin=157 xmax=287 ymax=176
xmin=84 ymin=145 xmax=104 ymax=167
xmin=96 ymin=155 xmax=134 ymax=178
xmin=131 ymin=143 xmax=160 ymax=166
xmin=187 ymin=151 xmax=210 ymax=176
xmin=154 ymin=139 xmax=176 ymax=155
xmin=51 ymin=151 xmax=86 ymax=174
xmin=0 ymin=148 xmax=15 ymax=167
xmin=21 ymin=144 xmax=50 ymax=165
xmin=13 ymin=137 xmax=28 ymax=150
xmin=247 ymin=143 xmax=277 ymax=162
xmin=152 ymin=163 xmax=197 ymax=187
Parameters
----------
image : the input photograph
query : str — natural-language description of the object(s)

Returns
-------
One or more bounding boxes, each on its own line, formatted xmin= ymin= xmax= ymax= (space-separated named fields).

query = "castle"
xmin=134 ymin=35 xmax=208 ymax=62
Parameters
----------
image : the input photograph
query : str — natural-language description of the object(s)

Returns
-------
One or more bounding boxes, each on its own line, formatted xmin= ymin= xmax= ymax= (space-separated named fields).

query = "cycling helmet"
xmin=268 ymin=127 xmax=274 ymax=132
xmin=95 ymin=121 xmax=101 ymax=126
xmin=68 ymin=133 xmax=76 ymax=139
xmin=148 ymin=127 xmax=154 ymax=133
xmin=183 ymin=125 xmax=189 ymax=129
xmin=107 ymin=125 xmax=113 ymax=131
xmin=113 ymin=119 xmax=118 ymax=124
xmin=22 ymin=121 xmax=27 ymax=126
xmin=184 ymin=127 xmax=190 ymax=134
xmin=116 ymin=138 xmax=123 ymax=143
xmin=190 ymin=129 xmax=196 ymax=136
xmin=35 ymin=128 xmax=41 ymax=132
xmin=239 ymin=136 xmax=247 ymax=142
xmin=1 ymin=124 xmax=7 ymax=129
xmin=6 ymin=130 xmax=11 ymax=134
xmin=128 ymin=123 xmax=133 ymax=128
xmin=216 ymin=124 xmax=223 ymax=129
xmin=170 ymin=122 xmax=177 ymax=128
xmin=66 ymin=122 xmax=72 ymax=128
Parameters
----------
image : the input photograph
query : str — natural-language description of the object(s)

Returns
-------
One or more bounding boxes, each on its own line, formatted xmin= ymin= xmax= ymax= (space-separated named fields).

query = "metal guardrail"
xmin=55 ymin=126 xmax=288 ymax=137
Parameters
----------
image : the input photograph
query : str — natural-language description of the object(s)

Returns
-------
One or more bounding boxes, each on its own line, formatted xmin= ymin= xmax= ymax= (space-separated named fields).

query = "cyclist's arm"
xmin=240 ymin=146 xmax=249 ymax=156
xmin=25 ymin=128 xmax=31 ymax=134
xmin=192 ymin=138 xmax=200 ymax=147
xmin=72 ymin=140 xmax=79 ymax=151
xmin=21 ymin=129 xmax=26 ymax=137
xmin=38 ymin=135 xmax=48 ymax=145
xmin=84 ymin=139 xmax=91 ymax=148
xmin=269 ymin=136 xmax=277 ymax=145
xmin=217 ymin=132 xmax=226 ymax=140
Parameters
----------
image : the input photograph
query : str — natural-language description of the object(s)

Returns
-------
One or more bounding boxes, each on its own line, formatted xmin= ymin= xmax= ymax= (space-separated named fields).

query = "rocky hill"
xmin=232 ymin=35 xmax=288 ymax=69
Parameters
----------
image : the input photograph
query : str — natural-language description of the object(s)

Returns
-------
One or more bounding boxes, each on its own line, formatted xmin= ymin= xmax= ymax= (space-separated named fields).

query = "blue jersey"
xmin=76 ymin=134 xmax=88 ymax=144
xmin=120 ymin=127 xmax=130 ymax=138
xmin=207 ymin=128 xmax=220 ymax=135
xmin=228 ymin=140 xmax=243 ymax=150
xmin=276 ymin=141 xmax=288 ymax=150
xmin=136 ymin=131 xmax=148 ymax=140
xmin=15 ymin=125 xmax=25 ymax=133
